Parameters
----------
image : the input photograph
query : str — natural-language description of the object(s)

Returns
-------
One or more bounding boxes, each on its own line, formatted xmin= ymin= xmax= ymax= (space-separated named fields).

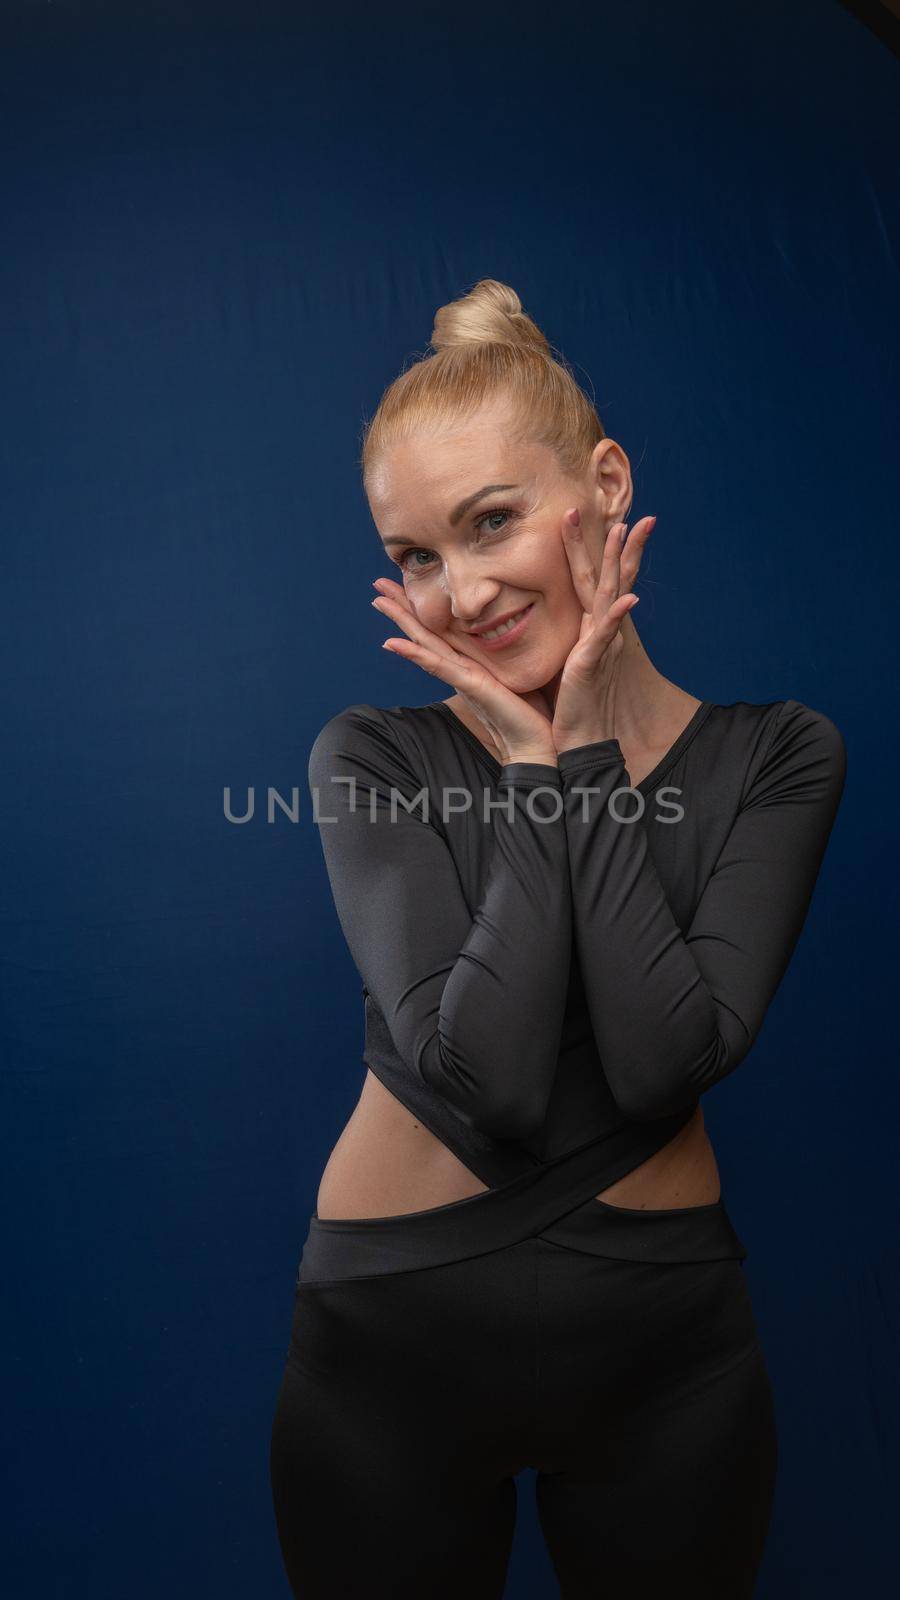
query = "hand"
xmin=370 ymin=579 xmax=557 ymax=765
xmin=551 ymin=509 xmax=656 ymax=754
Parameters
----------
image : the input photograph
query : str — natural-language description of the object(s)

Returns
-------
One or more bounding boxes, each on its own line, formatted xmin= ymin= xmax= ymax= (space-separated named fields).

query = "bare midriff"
xmin=315 ymin=1070 xmax=721 ymax=1221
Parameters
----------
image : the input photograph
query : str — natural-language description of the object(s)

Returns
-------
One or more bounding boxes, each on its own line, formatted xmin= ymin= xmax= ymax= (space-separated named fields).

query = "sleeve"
xmin=307 ymin=704 xmax=573 ymax=1140
xmin=555 ymin=700 xmax=847 ymax=1122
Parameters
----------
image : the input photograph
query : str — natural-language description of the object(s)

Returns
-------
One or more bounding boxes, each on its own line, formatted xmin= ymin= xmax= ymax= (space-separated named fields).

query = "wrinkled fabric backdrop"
xmin=2 ymin=2 xmax=897 ymax=1595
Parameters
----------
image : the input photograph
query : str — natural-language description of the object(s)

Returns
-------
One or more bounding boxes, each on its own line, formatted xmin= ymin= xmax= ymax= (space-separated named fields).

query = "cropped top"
xmin=306 ymin=696 xmax=847 ymax=1192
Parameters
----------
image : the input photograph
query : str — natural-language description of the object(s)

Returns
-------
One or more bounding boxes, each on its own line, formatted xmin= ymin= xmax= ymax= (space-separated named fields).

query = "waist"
xmin=319 ymin=1071 xmax=718 ymax=1216
xmin=299 ymin=1111 xmax=748 ymax=1284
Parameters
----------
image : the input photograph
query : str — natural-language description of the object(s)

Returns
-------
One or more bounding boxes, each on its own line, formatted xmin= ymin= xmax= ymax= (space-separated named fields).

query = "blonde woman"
xmin=270 ymin=279 xmax=846 ymax=1598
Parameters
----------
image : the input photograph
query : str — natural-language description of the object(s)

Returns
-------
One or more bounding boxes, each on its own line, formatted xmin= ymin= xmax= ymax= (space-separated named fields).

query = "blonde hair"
xmin=359 ymin=278 xmax=606 ymax=492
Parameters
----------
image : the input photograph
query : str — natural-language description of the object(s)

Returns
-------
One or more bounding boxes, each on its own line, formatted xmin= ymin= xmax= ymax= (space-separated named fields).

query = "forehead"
xmin=369 ymin=407 xmax=549 ymax=532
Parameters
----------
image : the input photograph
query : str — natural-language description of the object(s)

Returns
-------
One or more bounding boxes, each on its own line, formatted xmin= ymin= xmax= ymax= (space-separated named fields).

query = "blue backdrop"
xmin=2 ymin=2 xmax=897 ymax=1594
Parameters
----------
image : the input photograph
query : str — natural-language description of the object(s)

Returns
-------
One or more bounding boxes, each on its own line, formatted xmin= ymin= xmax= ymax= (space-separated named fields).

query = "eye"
xmin=394 ymin=506 xmax=517 ymax=577
xmin=395 ymin=547 xmax=437 ymax=576
xmin=474 ymin=505 xmax=515 ymax=535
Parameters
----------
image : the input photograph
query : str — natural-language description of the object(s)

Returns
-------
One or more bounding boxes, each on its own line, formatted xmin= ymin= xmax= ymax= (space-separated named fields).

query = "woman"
xmin=269 ymin=279 xmax=846 ymax=1598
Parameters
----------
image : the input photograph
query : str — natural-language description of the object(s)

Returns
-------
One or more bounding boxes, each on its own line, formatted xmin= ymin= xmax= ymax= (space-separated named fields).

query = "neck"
xmin=541 ymin=616 xmax=692 ymax=745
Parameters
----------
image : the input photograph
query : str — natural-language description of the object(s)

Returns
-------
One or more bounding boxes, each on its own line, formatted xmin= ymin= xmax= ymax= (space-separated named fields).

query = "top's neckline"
xmin=429 ymin=698 xmax=716 ymax=796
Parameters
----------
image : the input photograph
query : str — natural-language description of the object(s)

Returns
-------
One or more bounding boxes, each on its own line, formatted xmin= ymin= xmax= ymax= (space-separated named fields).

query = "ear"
xmin=588 ymin=438 xmax=634 ymax=539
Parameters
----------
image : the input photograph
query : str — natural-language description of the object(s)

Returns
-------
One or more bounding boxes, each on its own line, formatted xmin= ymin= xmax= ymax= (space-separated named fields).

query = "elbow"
xmin=610 ymin=1034 xmax=738 ymax=1124
xmin=420 ymin=1031 xmax=549 ymax=1141
xmin=613 ymin=1086 xmax=693 ymax=1124
xmin=609 ymin=1057 xmax=710 ymax=1125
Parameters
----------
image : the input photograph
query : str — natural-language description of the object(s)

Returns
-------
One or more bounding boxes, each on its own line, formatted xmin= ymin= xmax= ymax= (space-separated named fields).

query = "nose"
xmin=440 ymin=561 xmax=501 ymax=626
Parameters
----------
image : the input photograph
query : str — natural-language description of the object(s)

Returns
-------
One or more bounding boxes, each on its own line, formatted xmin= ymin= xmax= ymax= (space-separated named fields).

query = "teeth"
xmin=481 ymin=607 xmax=529 ymax=640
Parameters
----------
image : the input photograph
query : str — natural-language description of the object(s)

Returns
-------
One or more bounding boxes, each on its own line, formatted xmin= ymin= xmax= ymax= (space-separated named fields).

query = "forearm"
xmin=421 ymin=760 xmax=573 ymax=1138
xmin=557 ymin=740 xmax=729 ymax=1121
xmin=555 ymin=707 xmax=846 ymax=1123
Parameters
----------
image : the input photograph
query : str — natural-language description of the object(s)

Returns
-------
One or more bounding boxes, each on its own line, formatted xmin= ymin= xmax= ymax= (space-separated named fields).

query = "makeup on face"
xmin=373 ymin=429 xmax=586 ymax=673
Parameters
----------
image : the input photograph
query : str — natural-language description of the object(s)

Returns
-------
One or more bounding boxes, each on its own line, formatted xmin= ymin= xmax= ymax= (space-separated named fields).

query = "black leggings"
xmin=270 ymin=1179 xmax=777 ymax=1598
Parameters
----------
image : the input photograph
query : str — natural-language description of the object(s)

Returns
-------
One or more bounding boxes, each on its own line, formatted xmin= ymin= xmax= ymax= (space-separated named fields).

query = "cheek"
xmin=521 ymin=529 xmax=574 ymax=592
xmin=543 ymin=549 xmax=583 ymax=614
xmin=405 ymin=585 xmax=443 ymax=629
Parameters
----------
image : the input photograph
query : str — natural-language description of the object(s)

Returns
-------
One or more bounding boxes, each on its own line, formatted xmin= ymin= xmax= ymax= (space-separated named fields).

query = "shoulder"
xmin=758 ymin=698 xmax=846 ymax=780
xmin=692 ymin=699 xmax=846 ymax=829
xmin=704 ymin=696 xmax=845 ymax=770
xmin=737 ymin=698 xmax=847 ymax=813
xmin=309 ymin=701 xmax=386 ymax=751
xmin=307 ymin=702 xmax=427 ymax=795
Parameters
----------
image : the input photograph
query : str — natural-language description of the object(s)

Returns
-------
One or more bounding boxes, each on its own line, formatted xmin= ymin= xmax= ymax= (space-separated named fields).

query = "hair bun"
xmin=361 ymin=276 xmax=605 ymax=492
xmin=430 ymin=278 xmax=550 ymax=354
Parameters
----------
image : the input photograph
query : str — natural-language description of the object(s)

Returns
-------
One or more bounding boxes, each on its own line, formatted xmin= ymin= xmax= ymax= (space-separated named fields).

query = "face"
xmin=367 ymin=399 xmax=633 ymax=697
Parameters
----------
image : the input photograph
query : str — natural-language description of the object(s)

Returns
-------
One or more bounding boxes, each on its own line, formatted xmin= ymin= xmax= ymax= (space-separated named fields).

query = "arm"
xmin=556 ymin=700 xmax=847 ymax=1122
xmin=307 ymin=704 xmax=572 ymax=1140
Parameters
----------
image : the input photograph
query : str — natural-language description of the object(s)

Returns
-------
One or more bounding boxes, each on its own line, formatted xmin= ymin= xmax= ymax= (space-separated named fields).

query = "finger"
xmin=562 ymin=513 xmax=631 ymax=615
xmin=372 ymin=576 xmax=418 ymax=624
xmin=619 ymin=516 xmax=654 ymax=586
xmin=372 ymin=594 xmax=463 ymax=665
xmin=372 ymin=576 xmax=407 ymax=599
xmin=561 ymin=510 xmax=599 ymax=614
xmin=619 ymin=515 xmax=656 ymax=590
xmin=381 ymin=634 xmax=484 ymax=693
xmin=589 ymin=521 xmax=627 ymax=615
xmin=576 ymin=593 xmax=640 ymax=668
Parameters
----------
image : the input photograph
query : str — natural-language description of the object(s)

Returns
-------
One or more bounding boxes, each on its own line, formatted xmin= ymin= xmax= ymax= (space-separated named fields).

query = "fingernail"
xmin=569 ymin=507 xmax=581 ymax=526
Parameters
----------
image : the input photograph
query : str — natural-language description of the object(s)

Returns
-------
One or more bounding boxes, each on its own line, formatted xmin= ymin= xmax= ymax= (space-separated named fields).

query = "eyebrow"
xmin=381 ymin=484 xmax=522 ymax=546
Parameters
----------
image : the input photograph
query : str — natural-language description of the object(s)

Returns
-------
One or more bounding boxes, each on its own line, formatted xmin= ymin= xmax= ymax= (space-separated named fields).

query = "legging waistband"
xmin=298 ymin=1127 xmax=748 ymax=1284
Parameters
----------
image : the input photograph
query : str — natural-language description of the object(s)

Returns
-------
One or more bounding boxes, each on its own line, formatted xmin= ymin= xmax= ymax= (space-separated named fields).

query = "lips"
xmin=469 ymin=605 xmax=528 ymax=637
xmin=469 ymin=602 xmax=535 ymax=650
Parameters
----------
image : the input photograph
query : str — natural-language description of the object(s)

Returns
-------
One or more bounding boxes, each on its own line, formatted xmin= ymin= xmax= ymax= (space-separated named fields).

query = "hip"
xmin=301 ymin=1122 xmax=747 ymax=1287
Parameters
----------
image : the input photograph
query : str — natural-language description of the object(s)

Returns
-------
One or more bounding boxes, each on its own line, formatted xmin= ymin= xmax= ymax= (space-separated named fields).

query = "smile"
xmin=474 ymin=603 xmax=535 ymax=649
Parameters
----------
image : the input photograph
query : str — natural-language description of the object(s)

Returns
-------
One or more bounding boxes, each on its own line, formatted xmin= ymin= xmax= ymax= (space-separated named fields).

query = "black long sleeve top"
xmin=306 ymin=695 xmax=846 ymax=1190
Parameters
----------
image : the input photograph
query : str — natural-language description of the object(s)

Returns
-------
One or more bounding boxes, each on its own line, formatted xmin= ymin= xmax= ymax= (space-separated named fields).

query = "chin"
xmin=494 ymin=656 xmax=567 ymax=694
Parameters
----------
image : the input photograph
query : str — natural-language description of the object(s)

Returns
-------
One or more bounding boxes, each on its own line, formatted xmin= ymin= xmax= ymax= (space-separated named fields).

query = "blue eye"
xmin=398 ymin=548 xmax=437 ymax=574
xmin=474 ymin=507 xmax=514 ymax=534
xmin=396 ymin=506 xmax=517 ymax=577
